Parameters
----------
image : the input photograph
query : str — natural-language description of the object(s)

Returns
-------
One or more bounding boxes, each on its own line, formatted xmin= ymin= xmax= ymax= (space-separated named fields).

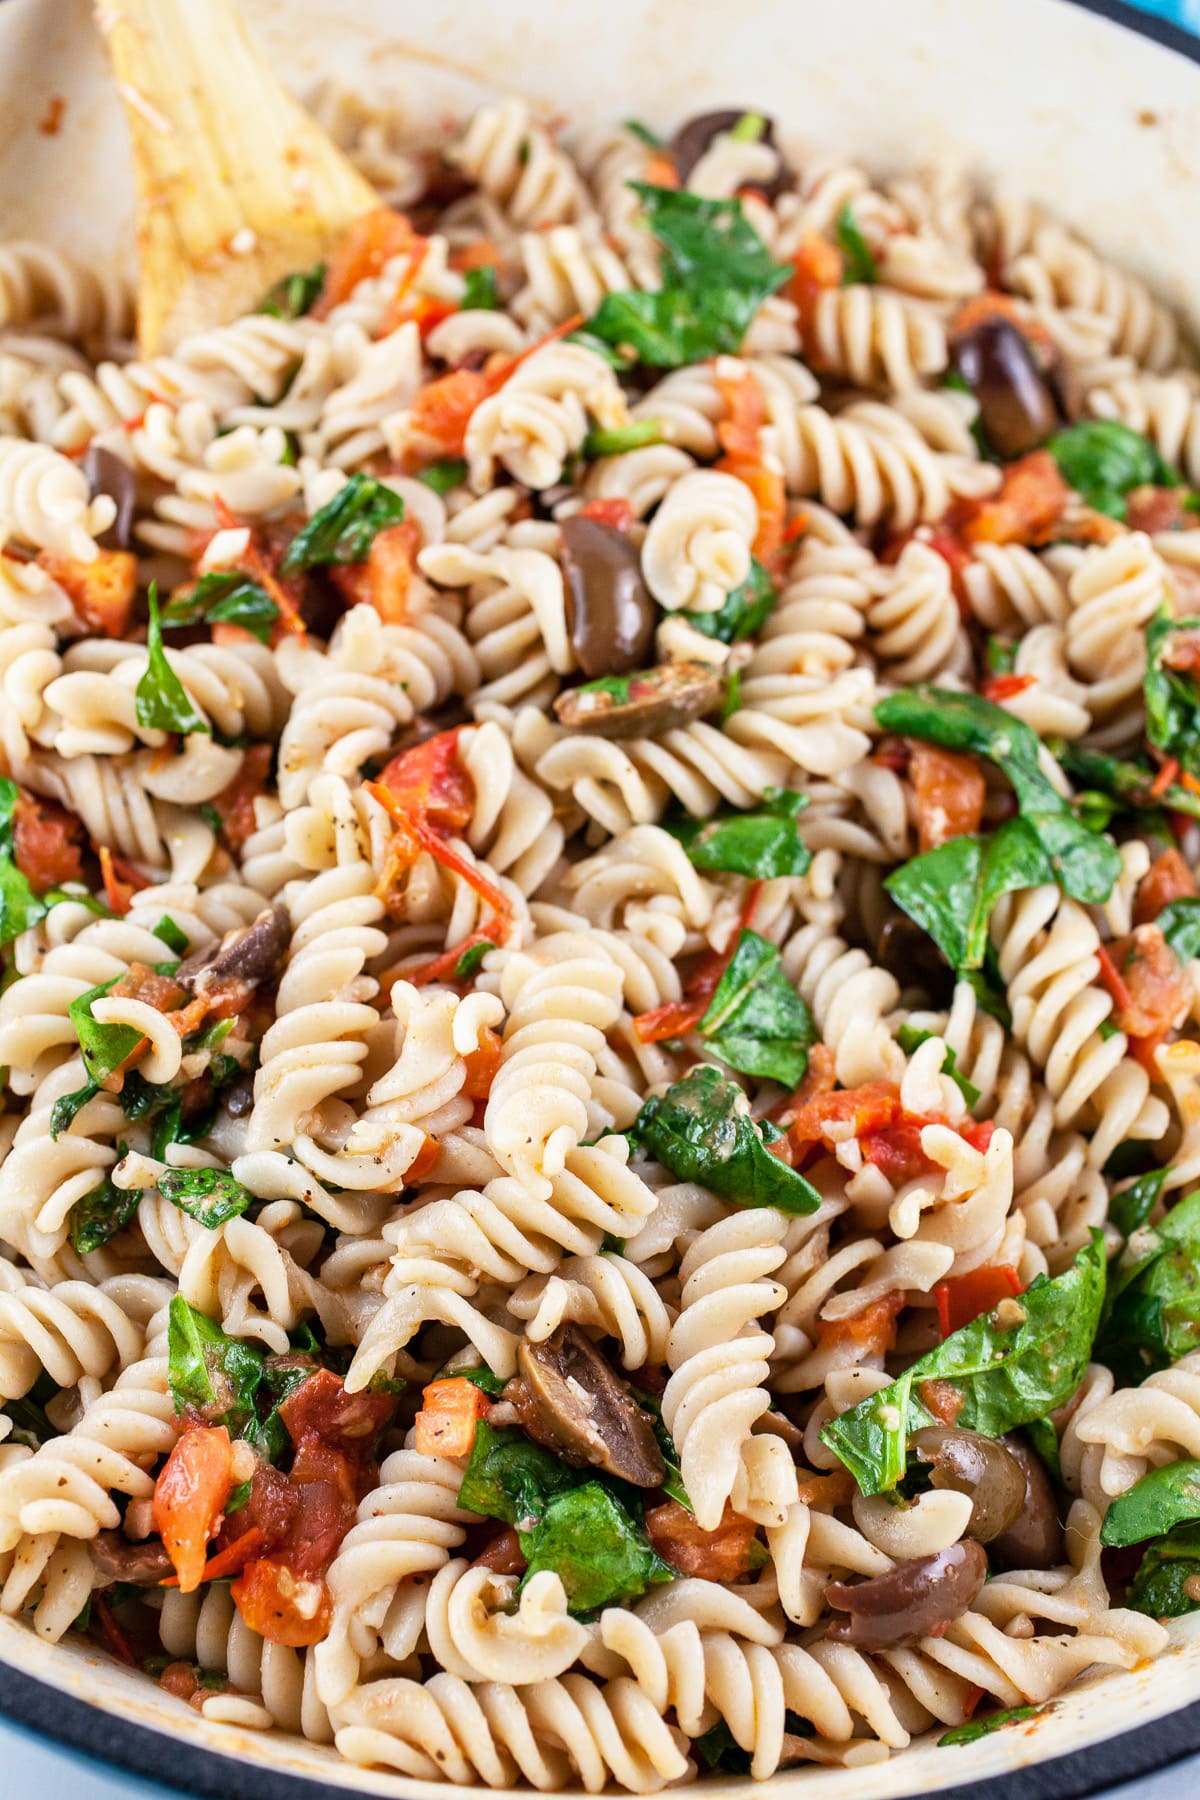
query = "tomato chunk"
xmin=38 ymin=548 xmax=137 ymax=638
xmin=1136 ymin=848 xmax=1197 ymax=925
xmin=1125 ymin=485 xmax=1194 ymax=535
xmin=413 ymin=1377 xmax=491 ymax=1458
xmin=935 ymin=1265 xmax=1022 ymax=1339
xmin=230 ymin=1557 xmax=332 ymax=1648
xmin=12 ymin=789 xmax=86 ymax=891
xmin=1103 ymin=926 xmax=1189 ymax=1040
xmin=909 ymin=742 xmax=986 ymax=853
xmin=957 ymin=451 xmax=1068 ymax=547
xmin=787 ymin=1081 xmax=902 ymax=1155
xmin=788 ymin=232 xmax=843 ymax=340
xmin=313 ymin=208 xmax=417 ymax=318
xmin=378 ymin=730 xmax=473 ymax=835
xmin=577 ymin=498 xmax=634 ymax=532
xmin=153 ymin=1426 xmax=236 ymax=1593
xmin=817 ymin=1291 xmax=905 ymax=1355
xmin=329 ymin=519 xmax=421 ymax=624
xmin=461 ymin=1027 xmax=503 ymax=1100
xmin=645 ymin=1498 xmax=759 ymax=1580
xmin=209 ymin=743 xmax=273 ymax=854
xmin=406 ymin=368 xmax=494 ymax=457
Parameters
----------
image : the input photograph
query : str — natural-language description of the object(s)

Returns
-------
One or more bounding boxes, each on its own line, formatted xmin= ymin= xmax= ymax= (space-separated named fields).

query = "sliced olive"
xmin=91 ymin=1530 xmax=174 ymax=1587
xmin=825 ymin=1539 xmax=987 ymax=1648
xmin=911 ymin=1427 xmax=1026 ymax=1543
xmin=560 ymin=515 xmax=657 ymax=678
xmin=988 ymin=1434 xmax=1064 ymax=1571
xmin=82 ymin=444 xmax=138 ymax=551
xmin=553 ymin=660 xmax=722 ymax=739
xmin=177 ymin=904 xmax=290 ymax=1000
xmin=669 ymin=109 xmax=787 ymax=196
xmin=952 ymin=317 xmax=1061 ymax=460
xmin=510 ymin=1324 xmax=665 ymax=1487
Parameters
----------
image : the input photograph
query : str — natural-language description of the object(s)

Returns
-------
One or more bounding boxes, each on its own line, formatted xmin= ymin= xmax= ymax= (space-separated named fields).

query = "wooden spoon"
xmin=95 ymin=0 xmax=379 ymax=354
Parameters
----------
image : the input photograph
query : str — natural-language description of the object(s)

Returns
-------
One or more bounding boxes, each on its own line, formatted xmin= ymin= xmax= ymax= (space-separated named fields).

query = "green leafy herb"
xmin=1024 ymin=1415 xmax=1063 ymax=1485
xmin=280 ymin=472 xmax=405 ymax=572
xmin=519 ymin=1481 xmax=673 ymax=1613
xmin=1127 ymin=1521 xmax=1200 ymax=1617
xmin=586 ymin=185 xmax=790 ymax=367
xmin=70 ymin=1162 xmax=141 ymax=1255
xmin=629 ymin=1382 xmax=690 ymax=1511
xmin=1095 ymin=1189 xmax=1200 ymax=1382
xmin=152 ymin=915 xmax=189 ymax=956
xmin=563 ymin=329 xmax=636 ymax=371
xmin=582 ymin=418 xmax=664 ymax=459
xmin=0 ymin=777 xmax=48 ymax=948
xmin=885 ymin=821 xmax=1047 ymax=973
xmin=720 ymin=669 xmax=742 ymax=722
xmin=836 ymin=204 xmax=878 ymax=285
xmin=666 ymin=788 xmax=811 ymax=879
xmin=159 ymin=1166 xmax=255 ymax=1229
xmin=462 ymin=265 xmax=499 ymax=311
xmin=939 ymin=1705 xmax=1050 ymax=1747
xmin=681 ymin=556 xmax=776 ymax=642
xmin=458 ymin=1421 xmax=580 ymax=1529
xmin=417 ymin=457 xmax=469 ymax=495
xmin=1158 ymin=900 xmax=1200 ymax=965
xmin=896 ymin=1024 xmax=981 ymax=1107
xmin=166 ymin=1296 xmax=265 ymax=1431
xmin=50 ymin=1076 xmax=101 ymax=1139
xmin=442 ymin=1365 xmax=507 ymax=1398
xmin=1145 ymin=609 xmax=1200 ymax=779
xmin=1109 ymin=1167 xmax=1169 ymax=1239
xmin=986 ymin=636 xmax=1018 ymax=677
xmin=136 ymin=586 xmax=210 ymax=737
xmin=1054 ymin=741 xmax=1200 ymax=825
xmin=634 ymin=1064 xmax=821 ymax=1215
xmin=698 ymin=929 xmax=813 ymax=1086
xmin=1101 ymin=1460 xmax=1200 ymax=1548
xmin=258 ymin=264 xmax=325 ymax=321
xmin=624 ymin=119 xmax=661 ymax=148
xmin=454 ymin=939 xmax=494 ymax=979
xmin=161 ymin=572 xmax=279 ymax=644
xmin=1048 ymin=420 xmax=1177 ymax=519
xmin=244 ymin=1356 xmax=321 ymax=1463
xmin=692 ymin=1721 xmax=752 ymax=1774
xmin=822 ymin=1234 xmax=1106 ymax=1495
xmin=69 ymin=979 xmax=143 ymax=1087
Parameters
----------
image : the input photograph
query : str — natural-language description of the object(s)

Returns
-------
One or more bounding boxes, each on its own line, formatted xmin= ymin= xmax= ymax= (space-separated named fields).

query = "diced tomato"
xmin=159 ymin=1526 xmax=267 ymax=1588
xmin=817 ymin=1290 xmax=905 ymax=1355
xmin=1135 ymin=848 xmax=1197 ymax=925
xmin=935 ymin=1265 xmax=1023 ymax=1339
xmin=209 ymin=620 xmax=260 ymax=648
xmin=153 ymin=1426 xmax=236 ymax=1594
xmin=919 ymin=1377 xmax=965 ymax=1424
xmin=643 ymin=149 xmax=679 ymax=189
xmin=329 ymin=519 xmax=421 ymax=624
xmin=210 ymin=500 xmax=307 ymax=639
xmin=956 ymin=451 xmax=1069 ymax=547
xmin=279 ymin=1368 xmax=396 ymax=1484
xmin=230 ymin=1557 xmax=332 ymax=1648
xmin=980 ymin=672 xmax=1036 ymax=704
xmin=99 ymin=844 xmax=135 ymax=916
xmin=313 ymin=208 xmax=417 ymax=319
xmin=1125 ymin=485 xmax=1194 ymax=535
xmin=461 ymin=1027 xmax=503 ymax=1100
xmin=378 ymin=730 xmax=473 ymax=835
xmin=208 ymin=743 xmax=273 ymax=855
xmin=909 ymin=742 xmax=986 ymax=853
xmin=769 ymin=1043 xmax=838 ymax=1131
xmin=449 ymin=240 xmax=504 ymax=274
xmin=795 ymin=1468 xmax=856 ymax=1508
xmin=473 ymin=1527 xmax=527 ymax=1575
xmin=406 ymin=1133 xmax=441 ymax=1183
xmin=714 ymin=366 xmax=786 ymax=567
xmin=577 ymin=498 xmax=634 ymax=532
xmin=11 ymin=789 xmax=86 ymax=891
xmin=960 ymin=1682 xmax=987 ymax=1721
xmin=860 ymin=1119 xmax=936 ymax=1183
xmin=960 ymin=1119 xmax=995 ymax=1154
xmin=375 ymin=237 xmax=431 ymax=338
xmin=1103 ymin=926 xmax=1189 ymax=1041
xmin=787 ymin=1080 xmax=902 ymax=1155
xmin=635 ymin=885 xmax=763 ymax=1044
xmin=949 ymin=291 xmax=1055 ymax=361
xmin=158 ymin=1661 xmax=202 ymax=1702
xmin=38 ymin=548 xmax=138 ymax=638
xmin=111 ymin=961 xmax=189 ymax=1013
xmin=413 ymin=1377 xmax=491 ymax=1458
xmin=1149 ymin=758 xmax=1182 ymax=801
xmin=1161 ymin=628 xmax=1200 ymax=679
xmin=644 ymin=1498 xmax=759 ymax=1580
xmin=716 ymin=366 xmax=766 ymax=463
xmin=788 ymin=232 xmax=843 ymax=341
xmin=405 ymin=368 xmax=494 ymax=457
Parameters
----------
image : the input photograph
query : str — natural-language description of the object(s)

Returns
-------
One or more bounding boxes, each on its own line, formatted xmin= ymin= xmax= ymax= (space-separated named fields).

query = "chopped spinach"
xmin=822 ymin=1233 xmax=1106 ymax=1495
xmin=281 ymin=472 xmax=406 ymax=571
xmin=1055 ymin=742 xmax=1200 ymax=825
xmin=50 ymin=1077 xmax=101 ymax=1139
xmin=681 ymin=556 xmax=776 ymax=642
xmin=1101 ymin=1460 xmax=1200 ymax=1548
xmin=68 ymin=979 xmax=143 ymax=1087
xmin=665 ymin=787 xmax=811 ymax=879
xmin=939 ymin=1705 xmax=1051 ymax=1747
xmin=1109 ymin=1167 xmax=1170 ymax=1239
xmin=152 ymin=915 xmax=190 ymax=956
xmin=693 ymin=1721 xmax=753 ymax=1775
xmin=0 ymin=778 xmax=48 ymax=948
xmin=136 ymin=585 xmax=210 ymax=737
xmin=462 ymin=266 xmax=498 ymax=311
xmin=1158 ymin=900 xmax=1200 ymax=965
xmin=166 ymin=1295 xmax=266 ymax=1432
xmin=1095 ymin=1189 xmax=1200 ymax=1382
xmin=582 ymin=418 xmax=664 ymax=459
xmin=1127 ymin=1521 xmax=1200 ymax=1618
xmin=1144 ymin=609 xmax=1200 ymax=779
xmin=1047 ymin=420 xmax=1178 ymax=520
xmin=417 ymin=457 xmax=469 ymax=495
xmin=158 ymin=1166 xmax=255 ymax=1229
xmin=161 ymin=572 xmax=279 ymax=643
xmin=258 ymin=263 xmax=325 ymax=321
xmin=519 ymin=1481 xmax=673 ymax=1613
xmin=895 ymin=1023 xmax=981 ymax=1107
xmin=634 ymin=1064 xmax=821 ymax=1215
xmin=458 ymin=1421 xmax=581 ymax=1528
xmin=698 ymin=929 xmax=813 ymax=1086
xmin=453 ymin=939 xmax=494 ymax=978
xmin=70 ymin=1160 xmax=141 ymax=1255
xmin=836 ymin=204 xmax=878 ymax=285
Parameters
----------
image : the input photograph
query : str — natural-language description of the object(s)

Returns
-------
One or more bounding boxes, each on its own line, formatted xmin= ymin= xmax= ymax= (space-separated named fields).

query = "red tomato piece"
xmin=644 ymin=1499 xmax=759 ymax=1580
xmin=1136 ymin=848 xmax=1197 ymax=925
xmin=38 ymin=548 xmax=137 ymax=638
xmin=413 ymin=1377 xmax=491 ymax=1458
xmin=957 ymin=451 xmax=1068 ymax=547
xmin=817 ymin=1291 xmax=906 ymax=1355
xmin=231 ymin=1558 xmax=333 ymax=1648
xmin=1104 ymin=926 xmax=1189 ymax=1041
xmin=11 ymin=789 xmax=86 ymax=891
xmin=313 ymin=208 xmax=417 ymax=319
xmin=209 ymin=743 xmax=274 ymax=854
xmin=153 ymin=1426 xmax=236 ymax=1594
xmin=935 ymin=1265 xmax=1023 ymax=1339
xmin=909 ymin=742 xmax=986 ymax=853
xmin=577 ymin=498 xmax=634 ymax=532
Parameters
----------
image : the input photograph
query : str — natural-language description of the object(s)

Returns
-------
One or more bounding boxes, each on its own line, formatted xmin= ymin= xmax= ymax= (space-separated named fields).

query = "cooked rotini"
xmin=1 ymin=84 xmax=1198 ymax=1798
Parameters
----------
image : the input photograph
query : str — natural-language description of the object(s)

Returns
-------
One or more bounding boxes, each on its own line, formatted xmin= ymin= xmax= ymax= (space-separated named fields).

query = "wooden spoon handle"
xmin=96 ymin=0 xmax=378 ymax=352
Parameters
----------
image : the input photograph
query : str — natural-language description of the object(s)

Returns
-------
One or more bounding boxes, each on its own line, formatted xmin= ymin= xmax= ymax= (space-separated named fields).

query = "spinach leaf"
xmin=151 ymin=915 xmax=189 ymax=956
xmin=837 ymin=204 xmax=878 ymax=285
xmin=1109 ymin=1167 xmax=1169 ymax=1239
xmin=885 ymin=820 xmax=1051 ymax=973
xmin=50 ymin=1076 xmax=101 ymax=1139
xmin=161 ymin=572 xmax=279 ymax=644
xmin=0 ymin=777 xmax=48 ymax=948
xmin=457 ymin=1421 xmax=580 ymax=1528
xmin=70 ymin=1162 xmax=141 ymax=1255
xmin=1048 ymin=420 xmax=1177 ymax=519
xmin=441 ymin=1365 xmax=507 ymax=1398
xmin=896 ymin=1024 xmax=981 ymax=1107
xmin=1158 ymin=900 xmax=1200 ymax=965
xmin=166 ymin=1295 xmax=265 ymax=1429
xmin=280 ymin=472 xmax=406 ymax=571
xmin=1127 ymin=1521 xmax=1200 ymax=1618
xmin=1095 ymin=1189 xmax=1200 ymax=1382
xmin=939 ymin=1705 xmax=1051 ymax=1748
xmin=159 ymin=1167 xmax=255 ymax=1229
xmin=417 ymin=457 xmax=469 ymax=495
xmin=582 ymin=419 xmax=664 ymax=459
xmin=693 ymin=1722 xmax=753 ymax=1774
xmin=243 ymin=1358 xmax=320 ymax=1463
xmin=682 ymin=556 xmax=776 ymax=642
xmin=1101 ymin=1460 xmax=1200 ymax=1548
xmin=634 ymin=1064 xmax=821 ymax=1215
xmin=69 ymin=979 xmax=143 ymax=1087
xmin=822 ymin=1234 xmax=1106 ymax=1495
xmin=462 ymin=266 xmax=498 ymax=311
xmin=1145 ymin=610 xmax=1200 ymax=779
xmin=628 ymin=1382 xmax=690 ymax=1511
xmin=136 ymin=586 xmax=210 ymax=737
xmin=1024 ymin=1415 xmax=1063 ymax=1485
xmin=698 ymin=929 xmax=813 ymax=1086
xmin=259 ymin=263 xmax=325 ymax=321
xmin=587 ymin=186 xmax=789 ymax=367
xmin=1054 ymin=742 xmax=1200 ymax=825
xmin=665 ymin=787 xmax=811 ymax=879
xmin=518 ymin=1482 xmax=673 ymax=1614
xmin=453 ymin=939 xmax=495 ymax=978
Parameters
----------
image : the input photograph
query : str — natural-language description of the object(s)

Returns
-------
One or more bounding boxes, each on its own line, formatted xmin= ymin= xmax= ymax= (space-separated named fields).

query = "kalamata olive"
xmin=669 ymin=110 xmax=787 ymax=197
xmin=177 ymin=904 xmax=290 ymax=1001
xmin=221 ymin=1071 xmax=256 ymax=1119
xmin=825 ymin=1538 xmax=987 ymax=1648
xmin=911 ymin=1426 xmax=1026 ymax=1544
xmin=877 ymin=913 xmax=955 ymax=1006
xmin=553 ymin=660 xmax=722 ymax=738
xmin=507 ymin=1325 xmax=665 ymax=1487
xmin=560 ymin=515 xmax=657 ymax=678
xmin=988 ymin=1435 xmax=1064 ymax=1571
xmin=952 ymin=317 xmax=1061 ymax=460
xmin=91 ymin=1530 xmax=174 ymax=1586
xmin=81 ymin=444 xmax=138 ymax=551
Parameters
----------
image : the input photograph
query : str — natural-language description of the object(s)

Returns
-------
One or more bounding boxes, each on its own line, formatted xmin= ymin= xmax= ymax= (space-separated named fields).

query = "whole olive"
xmin=911 ymin=1426 xmax=1026 ymax=1543
xmin=952 ymin=317 xmax=1061 ymax=460
xmin=988 ymin=1434 xmax=1065 ymax=1571
xmin=560 ymin=515 xmax=657 ymax=678
xmin=669 ymin=110 xmax=786 ymax=193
